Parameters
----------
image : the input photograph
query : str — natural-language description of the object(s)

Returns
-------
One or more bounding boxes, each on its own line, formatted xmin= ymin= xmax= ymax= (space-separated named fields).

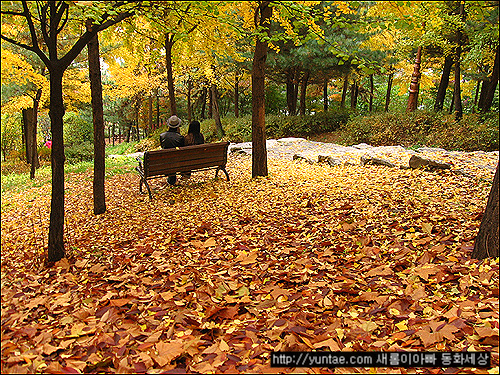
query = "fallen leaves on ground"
xmin=1 ymin=154 xmax=499 ymax=374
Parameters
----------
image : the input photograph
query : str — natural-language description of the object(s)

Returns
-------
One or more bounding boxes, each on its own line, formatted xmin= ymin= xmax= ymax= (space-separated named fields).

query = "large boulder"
xmin=409 ymin=155 xmax=451 ymax=170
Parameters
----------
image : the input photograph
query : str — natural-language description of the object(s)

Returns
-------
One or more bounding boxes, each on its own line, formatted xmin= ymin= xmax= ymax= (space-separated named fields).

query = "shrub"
xmin=63 ymin=112 xmax=93 ymax=145
xmin=340 ymin=110 xmax=499 ymax=151
xmin=65 ymin=142 xmax=94 ymax=163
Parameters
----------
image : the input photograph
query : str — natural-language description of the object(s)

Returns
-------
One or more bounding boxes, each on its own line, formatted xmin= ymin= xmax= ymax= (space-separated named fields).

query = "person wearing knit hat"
xmin=159 ymin=115 xmax=185 ymax=185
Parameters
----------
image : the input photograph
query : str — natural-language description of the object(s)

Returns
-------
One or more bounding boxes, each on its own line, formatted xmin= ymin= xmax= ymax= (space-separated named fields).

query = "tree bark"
xmin=200 ymin=86 xmax=207 ymax=119
xmin=350 ymin=79 xmax=358 ymax=109
xmin=434 ymin=55 xmax=453 ymax=111
xmin=385 ymin=71 xmax=393 ymax=112
xmin=234 ymin=74 xmax=240 ymax=118
xmin=22 ymin=108 xmax=34 ymax=164
xmin=369 ymin=74 xmax=374 ymax=112
xmin=472 ymin=163 xmax=499 ymax=260
xmin=47 ymin=69 xmax=66 ymax=263
xmin=341 ymin=73 xmax=349 ymax=108
xmin=286 ymin=68 xmax=295 ymax=115
xmin=406 ymin=46 xmax=422 ymax=112
xmin=323 ymin=79 xmax=328 ymax=112
xmin=30 ymin=88 xmax=42 ymax=179
xmin=165 ymin=33 xmax=177 ymax=115
xmin=87 ymin=19 xmax=106 ymax=215
xmin=478 ymin=44 xmax=499 ymax=113
xmin=251 ymin=1 xmax=272 ymax=178
xmin=299 ymin=70 xmax=310 ymax=116
xmin=187 ymin=78 xmax=192 ymax=122
xmin=211 ymin=83 xmax=224 ymax=138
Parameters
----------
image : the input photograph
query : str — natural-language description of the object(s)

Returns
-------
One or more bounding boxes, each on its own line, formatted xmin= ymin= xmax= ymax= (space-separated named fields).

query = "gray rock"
xmin=293 ymin=154 xmax=315 ymax=164
xmin=361 ymin=154 xmax=396 ymax=168
xmin=409 ymin=155 xmax=451 ymax=170
xmin=318 ymin=155 xmax=343 ymax=167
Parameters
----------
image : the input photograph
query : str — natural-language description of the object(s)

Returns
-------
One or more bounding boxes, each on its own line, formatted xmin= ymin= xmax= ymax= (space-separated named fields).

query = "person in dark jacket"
xmin=184 ymin=120 xmax=205 ymax=146
xmin=159 ymin=115 xmax=184 ymax=185
xmin=181 ymin=120 xmax=205 ymax=179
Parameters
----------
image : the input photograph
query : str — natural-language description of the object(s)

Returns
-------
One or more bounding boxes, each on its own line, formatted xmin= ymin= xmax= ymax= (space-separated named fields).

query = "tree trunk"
xmin=341 ymin=73 xmax=349 ymax=108
xmin=350 ymin=80 xmax=358 ymax=109
xmin=22 ymin=108 xmax=34 ymax=164
xmin=148 ymin=95 xmax=153 ymax=134
xmin=47 ymin=69 xmax=66 ymax=263
xmin=87 ymin=19 xmax=106 ymax=215
xmin=323 ymin=79 xmax=328 ymax=112
xmin=453 ymin=55 xmax=463 ymax=121
xmin=200 ymin=86 xmax=207 ymax=119
xmin=251 ymin=1 xmax=272 ymax=178
xmin=478 ymin=44 xmax=499 ymax=113
xmin=165 ymin=33 xmax=177 ymax=115
xmin=286 ymin=68 xmax=295 ymax=115
xmin=385 ymin=72 xmax=393 ymax=112
xmin=211 ymin=83 xmax=224 ymax=138
xmin=234 ymin=74 xmax=240 ymax=118
xmin=187 ymin=78 xmax=192 ymax=122
xmin=299 ymin=70 xmax=309 ymax=116
xmin=434 ymin=55 xmax=453 ymax=111
xmin=472 ymin=163 xmax=499 ymax=260
xmin=369 ymin=74 xmax=374 ymax=112
xmin=30 ymin=89 xmax=42 ymax=179
xmin=406 ymin=46 xmax=422 ymax=112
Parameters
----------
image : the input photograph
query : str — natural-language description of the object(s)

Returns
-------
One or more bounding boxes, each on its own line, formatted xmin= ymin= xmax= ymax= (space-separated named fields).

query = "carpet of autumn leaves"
xmin=1 ymin=154 xmax=499 ymax=374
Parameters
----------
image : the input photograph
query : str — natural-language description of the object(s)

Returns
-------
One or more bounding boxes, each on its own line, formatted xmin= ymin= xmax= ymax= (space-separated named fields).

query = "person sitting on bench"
xmin=159 ymin=115 xmax=184 ymax=185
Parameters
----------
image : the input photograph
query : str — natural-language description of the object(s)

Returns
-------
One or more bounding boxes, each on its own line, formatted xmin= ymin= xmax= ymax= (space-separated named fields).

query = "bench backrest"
xmin=143 ymin=142 xmax=229 ymax=177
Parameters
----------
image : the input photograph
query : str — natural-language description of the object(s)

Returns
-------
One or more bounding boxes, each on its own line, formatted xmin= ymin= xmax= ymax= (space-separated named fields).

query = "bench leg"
xmin=215 ymin=167 xmax=230 ymax=181
xmin=138 ymin=176 xmax=153 ymax=200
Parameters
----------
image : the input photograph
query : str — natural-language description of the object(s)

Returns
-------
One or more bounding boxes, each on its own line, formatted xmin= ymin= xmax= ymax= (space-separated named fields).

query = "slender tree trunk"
xmin=201 ymin=86 xmax=207 ymax=119
xmin=453 ymin=57 xmax=463 ymax=120
xmin=299 ymin=70 xmax=309 ymax=116
xmin=251 ymin=1 xmax=272 ymax=178
xmin=30 ymin=89 xmax=42 ymax=179
xmin=234 ymin=74 xmax=240 ymax=118
xmin=293 ymin=69 xmax=299 ymax=115
xmin=47 ymin=69 xmax=66 ymax=263
xmin=434 ymin=55 xmax=453 ymax=111
xmin=478 ymin=44 xmax=499 ymax=113
xmin=323 ymin=79 xmax=328 ymax=112
xmin=369 ymin=74 xmax=374 ymax=112
xmin=341 ymin=73 xmax=349 ymax=108
xmin=187 ymin=79 xmax=193 ymax=122
xmin=208 ymin=85 xmax=213 ymax=119
xmin=156 ymin=91 xmax=160 ymax=131
xmin=211 ymin=84 xmax=224 ymax=138
xmin=385 ymin=72 xmax=393 ymax=112
xmin=22 ymin=108 xmax=34 ymax=164
xmin=472 ymin=163 xmax=499 ymax=259
xmin=148 ymin=95 xmax=153 ymax=133
xmin=286 ymin=68 xmax=295 ymax=115
xmin=165 ymin=33 xmax=177 ymax=115
xmin=406 ymin=46 xmax=422 ymax=112
xmin=87 ymin=20 xmax=106 ymax=215
xmin=473 ymin=80 xmax=481 ymax=112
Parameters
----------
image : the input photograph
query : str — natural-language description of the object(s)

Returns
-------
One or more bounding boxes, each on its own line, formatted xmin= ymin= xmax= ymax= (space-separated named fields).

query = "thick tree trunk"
xmin=299 ymin=70 xmax=310 ymax=116
xmin=350 ymin=80 xmax=358 ymax=109
xmin=87 ymin=19 xmax=106 ymax=215
xmin=434 ymin=55 xmax=453 ymax=111
xmin=472 ymin=163 xmax=499 ymax=260
xmin=478 ymin=44 xmax=499 ymax=113
xmin=251 ymin=1 xmax=272 ymax=178
xmin=385 ymin=72 xmax=393 ymax=112
xmin=47 ymin=69 xmax=66 ymax=263
xmin=165 ymin=34 xmax=177 ymax=115
xmin=211 ymin=84 xmax=224 ymax=138
xmin=406 ymin=46 xmax=422 ymax=112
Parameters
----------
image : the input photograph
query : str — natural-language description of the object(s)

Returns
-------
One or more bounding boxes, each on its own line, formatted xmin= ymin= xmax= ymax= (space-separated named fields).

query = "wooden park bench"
xmin=136 ymin=142 xmax=230 ymax=200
